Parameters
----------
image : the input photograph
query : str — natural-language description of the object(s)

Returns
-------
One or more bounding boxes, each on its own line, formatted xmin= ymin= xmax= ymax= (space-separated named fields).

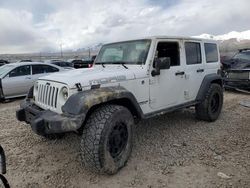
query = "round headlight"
xmin=61 ymin=87 xmax=68 ymax=100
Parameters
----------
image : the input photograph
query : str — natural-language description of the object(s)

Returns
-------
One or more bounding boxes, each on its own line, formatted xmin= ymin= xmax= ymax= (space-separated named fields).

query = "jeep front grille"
xmin=228 ymin=72 xmax=249 ymax=80
xmin=37 ymin=83 xmax=59 ymax=108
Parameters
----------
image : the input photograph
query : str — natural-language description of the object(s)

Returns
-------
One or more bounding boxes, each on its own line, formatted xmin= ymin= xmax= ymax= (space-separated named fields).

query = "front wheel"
xmin=40 ymin=133 xmax=65 ymax=140
xmin=80 ymin=104 xmax=134 ymax=174
xmin=195 ymin=83 xmax=223 ymax=122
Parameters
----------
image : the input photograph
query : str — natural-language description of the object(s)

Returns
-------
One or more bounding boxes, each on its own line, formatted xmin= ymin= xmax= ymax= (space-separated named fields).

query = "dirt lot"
xmin=0 ymin=91 xmax=249 ymax=188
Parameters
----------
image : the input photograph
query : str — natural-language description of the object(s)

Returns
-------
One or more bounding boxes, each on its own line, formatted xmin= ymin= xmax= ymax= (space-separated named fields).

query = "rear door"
xmin=182 ymin=41 xmax=205 ymax=101
xmin=2 ymin=65 xmax=32 ymax=97
xmin=203 ymin=43 xmax=220 ymax=75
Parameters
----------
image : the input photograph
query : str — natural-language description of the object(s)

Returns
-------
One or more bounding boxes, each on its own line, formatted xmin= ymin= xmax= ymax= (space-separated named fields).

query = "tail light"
xmin=88 ymin=64 xmax=93 ymax=68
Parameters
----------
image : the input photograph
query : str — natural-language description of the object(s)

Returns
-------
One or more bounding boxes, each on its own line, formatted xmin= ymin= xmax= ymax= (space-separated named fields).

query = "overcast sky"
xmin=0 ymin=0 xmax=249 ymax=54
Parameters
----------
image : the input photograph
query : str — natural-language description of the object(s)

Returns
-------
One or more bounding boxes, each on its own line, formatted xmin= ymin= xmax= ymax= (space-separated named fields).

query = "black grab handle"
xmin=175 ymin=71 xmax=185 ymax=76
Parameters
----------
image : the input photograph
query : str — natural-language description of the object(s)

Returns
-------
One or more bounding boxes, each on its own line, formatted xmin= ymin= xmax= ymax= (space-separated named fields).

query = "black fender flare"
xmin=62 ymin=86 xmax=144 ymax=119
xmin=196 ymin=73 xmax=223 ymax=102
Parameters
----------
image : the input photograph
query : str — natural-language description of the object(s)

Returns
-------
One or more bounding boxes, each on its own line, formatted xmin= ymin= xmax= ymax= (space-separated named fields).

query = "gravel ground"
xmin=0 ymin=91 xmax=249 ymax=188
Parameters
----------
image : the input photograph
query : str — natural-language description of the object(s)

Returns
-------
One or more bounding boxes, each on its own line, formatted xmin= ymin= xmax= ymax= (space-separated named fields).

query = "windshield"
xmin=0 ymin=64 xmax=14 ymax=77
xmin=95 ymin=40 xmax=151 ymax=65
xmin=233 ymin=51 xmax=250 ymax=61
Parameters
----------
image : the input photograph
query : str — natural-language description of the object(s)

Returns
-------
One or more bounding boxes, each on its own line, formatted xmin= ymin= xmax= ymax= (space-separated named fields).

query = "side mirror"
xmin=151 ymin=57 xmax=171 ymax=76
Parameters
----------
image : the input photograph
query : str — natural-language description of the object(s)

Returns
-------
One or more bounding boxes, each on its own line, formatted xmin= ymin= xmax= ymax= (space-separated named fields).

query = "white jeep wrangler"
xmin=17 ymin=36 xmax=223 ymax=174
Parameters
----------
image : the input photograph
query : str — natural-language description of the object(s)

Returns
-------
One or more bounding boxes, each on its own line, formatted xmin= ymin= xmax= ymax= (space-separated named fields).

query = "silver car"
xmin=0 ymin=62 xmax=66 ymax=100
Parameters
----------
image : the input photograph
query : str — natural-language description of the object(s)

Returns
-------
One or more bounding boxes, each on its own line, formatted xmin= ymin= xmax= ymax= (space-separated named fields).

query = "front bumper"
xmin=16 ymin=99 xmax=84 ymax=136
xmin=224 ymin=78 xmax=250 ymax=90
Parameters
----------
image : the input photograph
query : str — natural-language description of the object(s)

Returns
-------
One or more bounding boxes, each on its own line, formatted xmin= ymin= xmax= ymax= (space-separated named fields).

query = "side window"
xmin=9 ymin=65 xmax=31 ymax=77
xmin=185 ymin=42 xmax=202 ymax=65
xmin=204 ymin=43 xmax=218 ymax=63
xmin=53 ymin=62 xmax=60 ymax=66
xmin=32 ymin=65 xmax=59 ymax=75
xmin=45 ymin=65 xmax=59 ymax=73
xmin=32 ymin=65 xmax=44 ymax=74
xmin=156 ymin=42 xmax=180 ymax=66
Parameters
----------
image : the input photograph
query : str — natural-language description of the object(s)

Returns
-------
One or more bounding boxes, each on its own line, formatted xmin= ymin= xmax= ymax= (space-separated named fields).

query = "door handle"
xmin=197 ymin=69 xmax=204 ymax=73
xmin=175 ymin=71 xmax=185 ymax=76
xmin=25 ymin=77 xmax=31 ymax=79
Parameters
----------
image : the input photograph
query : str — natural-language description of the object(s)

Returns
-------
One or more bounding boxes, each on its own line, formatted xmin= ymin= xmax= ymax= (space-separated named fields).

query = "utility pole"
xmin=40 ymin=52 xmax=42 ymax=62
xmin=60 ymin=43 xmax=63 ymax=58
xmin=88 ymin=47 xmax=91 ymax=58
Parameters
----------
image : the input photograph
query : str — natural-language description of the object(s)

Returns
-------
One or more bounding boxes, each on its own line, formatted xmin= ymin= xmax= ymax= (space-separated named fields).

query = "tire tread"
xmin=80 ymin=104 xmax=127 ymax=173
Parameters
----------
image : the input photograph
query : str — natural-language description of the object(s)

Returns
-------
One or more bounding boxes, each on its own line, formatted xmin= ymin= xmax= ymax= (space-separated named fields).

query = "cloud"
xmin=0 ymin=8 xmax=56 ymax=53
xmin=0 ymin=0 xmax=249 ymax=54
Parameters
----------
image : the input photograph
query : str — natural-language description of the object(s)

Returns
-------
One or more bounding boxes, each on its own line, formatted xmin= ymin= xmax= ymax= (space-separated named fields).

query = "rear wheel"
xmin=80 ymin=104 xmax=134 ymax=174
xmin=195 ymin=83 xmax=223 ymax=122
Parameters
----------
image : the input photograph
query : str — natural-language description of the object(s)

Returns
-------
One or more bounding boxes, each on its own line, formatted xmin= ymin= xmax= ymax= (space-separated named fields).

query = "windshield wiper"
xmin=121 ymin=63 xmax=128 ymax=69
xmin=109 ymin=62 xmax=128 ymax=69
xmin=96 ymin=61 xmax=129 ymax=69
xmin=95 ymin=62 xmax=105 ymax=68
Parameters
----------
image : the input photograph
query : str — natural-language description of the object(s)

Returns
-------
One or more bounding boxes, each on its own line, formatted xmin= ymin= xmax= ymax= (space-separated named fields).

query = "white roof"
xmin=10 ymin=62 xmax=52 ymax=66
xmin=106 ymin=36 xmax=217 ymax=45
xmin=6 ymin=62 xmax=63 ymax=70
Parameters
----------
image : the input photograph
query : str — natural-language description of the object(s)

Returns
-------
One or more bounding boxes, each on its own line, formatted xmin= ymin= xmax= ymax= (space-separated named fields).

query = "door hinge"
xmin=184 ymin=90 xmax=189 ymax=99
xmin=149 ymin=79 xmax=156 ymax=85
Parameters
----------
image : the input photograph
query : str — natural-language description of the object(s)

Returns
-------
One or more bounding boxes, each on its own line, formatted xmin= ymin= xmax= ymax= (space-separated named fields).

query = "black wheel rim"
xmin=108 ymin=122 xmax=128 ymax=159
xmin=210 ymin=93 xmax=220 ymax=113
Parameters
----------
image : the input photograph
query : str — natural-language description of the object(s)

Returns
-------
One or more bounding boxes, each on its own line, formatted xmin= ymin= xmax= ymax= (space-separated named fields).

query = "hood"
xmin=39 ymin=66 xmax=141 ymax=88
xmin=222 ymin=58 xmax=250 ymax=70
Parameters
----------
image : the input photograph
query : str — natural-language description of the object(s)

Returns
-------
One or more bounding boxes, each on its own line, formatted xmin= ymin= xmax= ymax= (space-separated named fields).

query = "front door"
xmin=2 ymin=65 xmax=32 ymax=97
xmin=149 ymin=40 xmax=186 ymax=110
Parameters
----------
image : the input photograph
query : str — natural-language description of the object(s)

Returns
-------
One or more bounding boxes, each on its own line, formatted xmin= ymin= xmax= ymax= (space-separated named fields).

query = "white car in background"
xmin=0 ymin=62 xmax=67 ymax=100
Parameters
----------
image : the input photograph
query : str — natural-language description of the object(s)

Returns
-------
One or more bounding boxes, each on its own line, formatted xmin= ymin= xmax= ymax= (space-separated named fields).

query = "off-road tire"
xmin=41 ymin=133 xmax=65 ymax=140
xmin=195 ymin=83 xmax=223 ymax=122
xmin=80 ymin=104 xmax=134 ymax=174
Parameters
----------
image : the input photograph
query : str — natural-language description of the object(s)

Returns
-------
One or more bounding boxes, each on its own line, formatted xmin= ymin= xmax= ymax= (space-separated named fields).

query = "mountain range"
xmin=195 ymin=30 xmax=250 ymax=56
xmin=1 ymin=30 xmax=250 ymax=61
xmin=77 ymin=30 xmax=250 ymax=55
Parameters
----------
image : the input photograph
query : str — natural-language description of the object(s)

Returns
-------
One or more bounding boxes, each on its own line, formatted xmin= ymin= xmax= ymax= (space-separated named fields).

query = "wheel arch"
xmin=196 ymin=73 xmax=223 ymax=102
xmin=62 ymin=86 xmax=144 ymax=124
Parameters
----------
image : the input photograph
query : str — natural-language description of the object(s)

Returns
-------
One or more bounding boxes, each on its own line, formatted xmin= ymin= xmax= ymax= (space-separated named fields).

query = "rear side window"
xmin=32 ymin=65 xmax=59 ymax=75
xmin=185 ymin=42 xmax=202 ymax=65
xmin=204 ymin=43 xmax=218 ymax=63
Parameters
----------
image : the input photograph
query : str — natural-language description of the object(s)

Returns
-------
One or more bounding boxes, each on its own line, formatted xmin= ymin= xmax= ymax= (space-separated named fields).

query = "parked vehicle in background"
xmin=17 ymin=59 xmax=32 ymax=63
xmin=221 ymin=49 xmax=250 ymax=90
xmin=49 ymin=61 xmax=74 ymax=70
xmin=44 ymin=59 xmax=61 ymax=63
xmin=0 ymin=62 xmax=67 ymax=100
xmin=0 ymin=60 xmax=9 ymax=67
xmin=17 ymin=36 xmax=223 ymax=175
xmin=70 ymin=56 xmax=96 ymax=69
